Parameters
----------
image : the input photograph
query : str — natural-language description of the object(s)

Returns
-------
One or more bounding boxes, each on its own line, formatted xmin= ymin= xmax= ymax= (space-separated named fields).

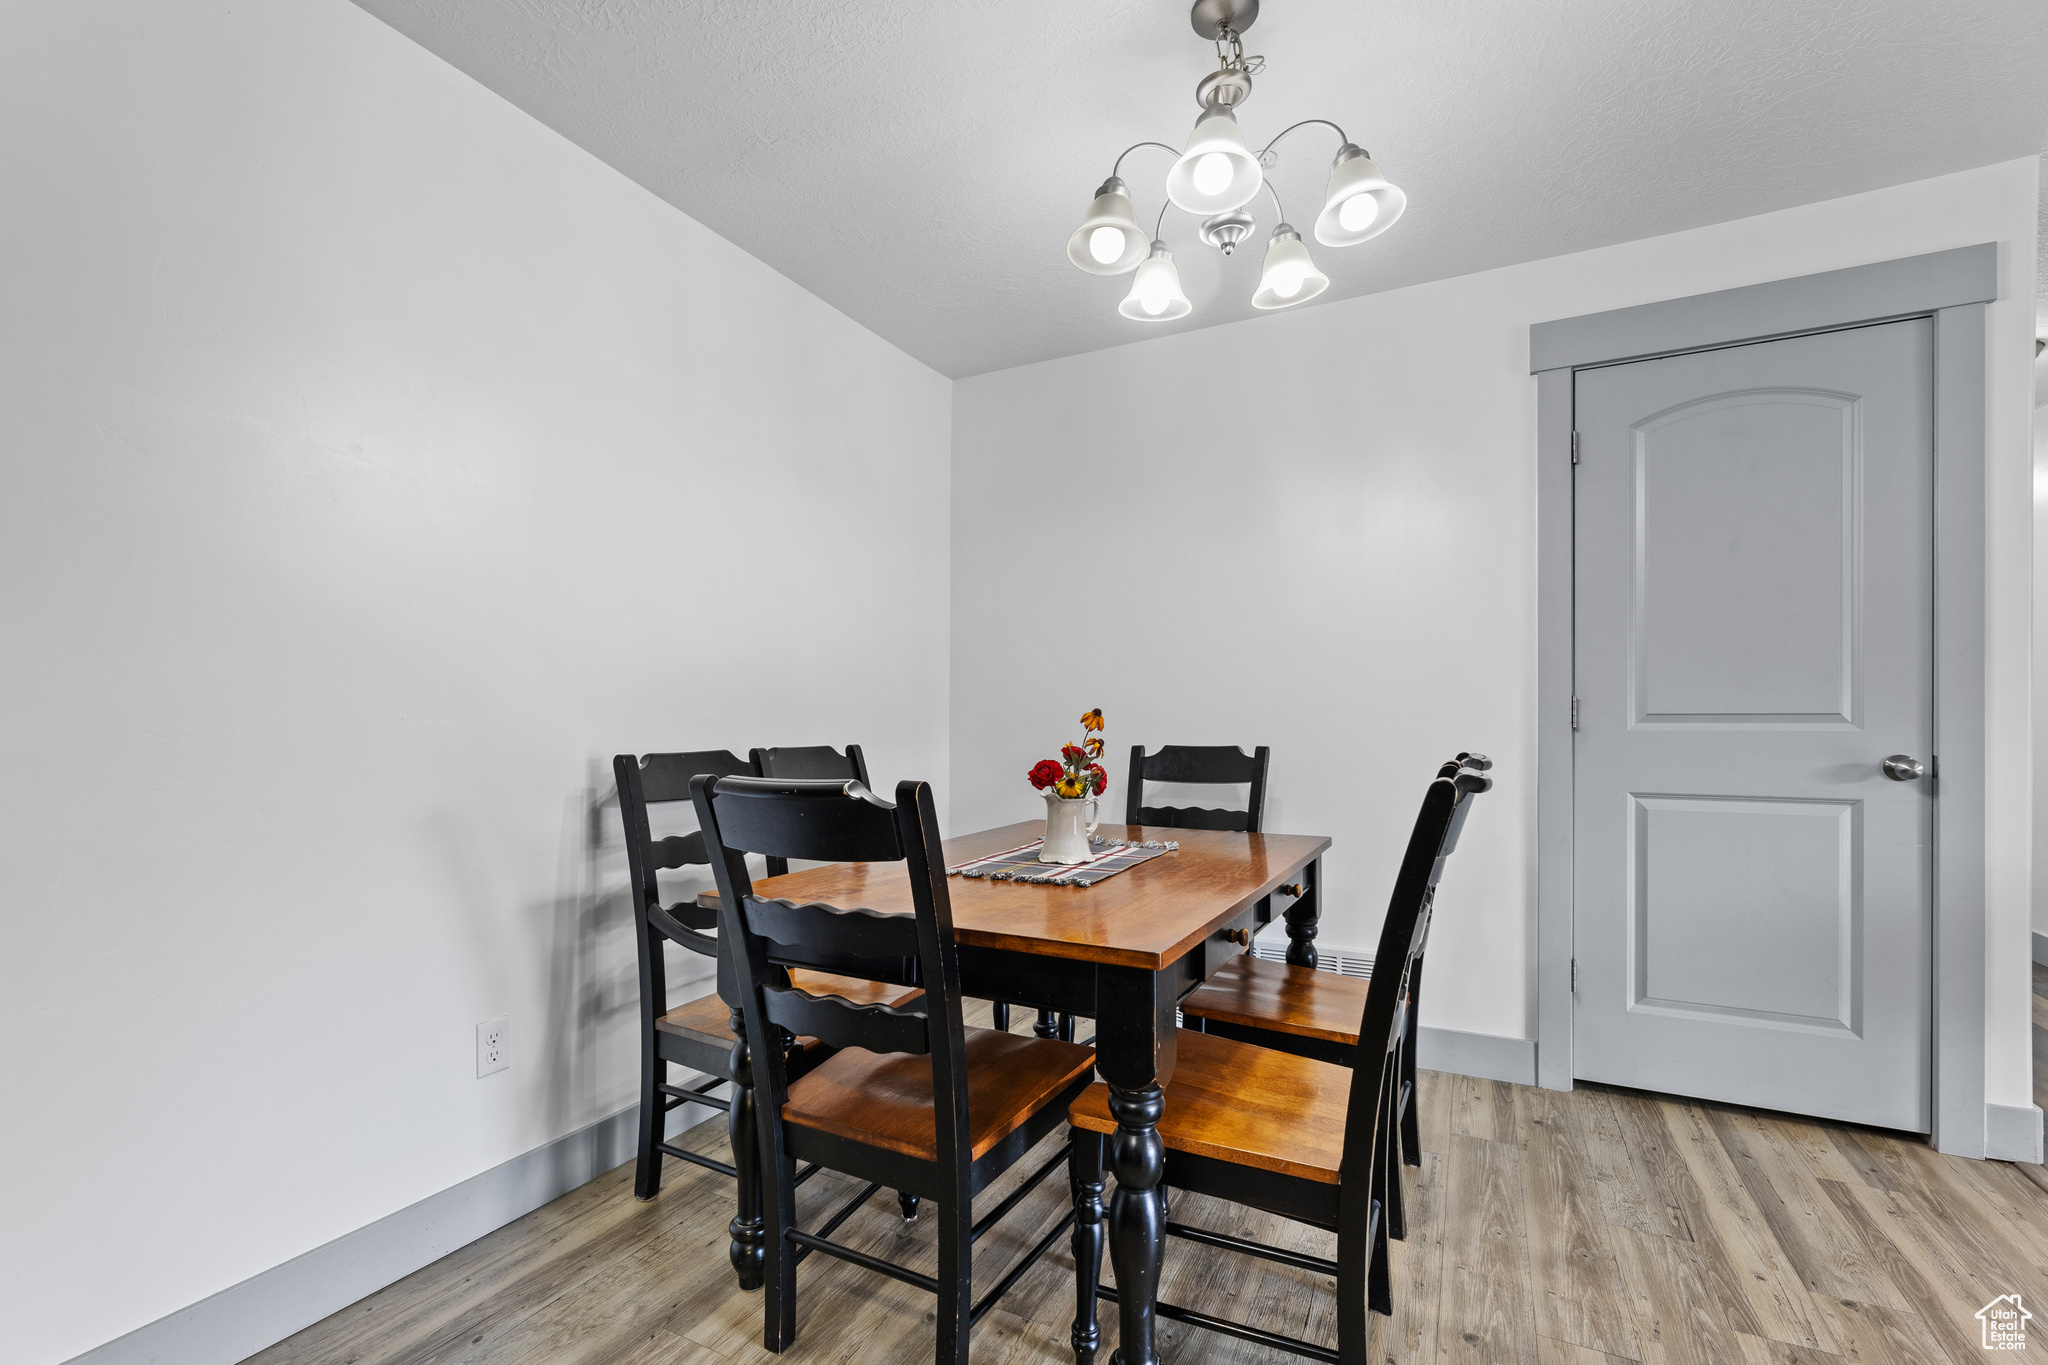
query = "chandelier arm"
xmin=1262 ymin=177 xmax=1285 ymax=225
xmin=1110 ymin=141 xmax=1185 ymax=179
xmin=1155 ymin=199 xmax=1170 ymax=239
xmin=1255 ymin=118 xmax=1352 ymax=160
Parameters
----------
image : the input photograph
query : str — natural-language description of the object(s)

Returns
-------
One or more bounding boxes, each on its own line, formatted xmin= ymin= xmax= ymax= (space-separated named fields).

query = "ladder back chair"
xmin=1066 ymin=758 xmax=1491 ymax=1364
xmin=696 ymin=774 xmax=1098 ymax=1365
xmin=750 ymin=745 xmax=870 ymax=877
xmin=1126 ymin=743 xmax=1271 ymax=831
xmin=615 ymin=750 xmax=921 ymax=1289
xmin=1178 ymin=753 xmax=1491 ymax=1240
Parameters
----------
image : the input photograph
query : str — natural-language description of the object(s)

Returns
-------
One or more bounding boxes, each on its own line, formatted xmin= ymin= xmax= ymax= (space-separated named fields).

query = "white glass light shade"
xmin=1118 ymin=242 xmax=1193 ymax=321
xmin=1165 ymin=104 xmax=1263 ymax=214
xmin=1065 ymin=178 xmax=1149 ymax=275
xmin=1250 ymin=226 xmax=1329 ymax=309
xmin=1313 ymin=145 xmax=1407 ymax=247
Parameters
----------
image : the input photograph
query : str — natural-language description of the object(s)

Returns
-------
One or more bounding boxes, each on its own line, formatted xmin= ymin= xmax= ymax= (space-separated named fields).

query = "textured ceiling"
xmin=352 ymin=0 xmax=2048 ymax=378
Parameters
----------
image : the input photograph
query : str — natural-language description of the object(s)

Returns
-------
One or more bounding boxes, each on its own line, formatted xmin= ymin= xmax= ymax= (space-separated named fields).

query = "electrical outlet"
xmin=476 ymin=1016 xmax=509 ymax=1077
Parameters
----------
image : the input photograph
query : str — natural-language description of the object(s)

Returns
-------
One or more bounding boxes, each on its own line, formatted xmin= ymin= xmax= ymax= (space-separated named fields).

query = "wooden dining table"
xmin=699 ymin=819 xmax=1331 ymax=1365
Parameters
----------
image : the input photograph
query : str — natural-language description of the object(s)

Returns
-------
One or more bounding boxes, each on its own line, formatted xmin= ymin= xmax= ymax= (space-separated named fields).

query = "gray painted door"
xmin=1572 ymin=319 xmax=1933 ymax=1133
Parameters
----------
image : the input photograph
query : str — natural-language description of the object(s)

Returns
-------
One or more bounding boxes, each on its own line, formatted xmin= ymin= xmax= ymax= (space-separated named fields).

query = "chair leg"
xmin=633 ymin=1048 xmax=663 ymax=1201
xmin=898 ymin=1191 xmax=921 ymax=1221
xmin=1069 ymin=1131 xmax=1106 ymax=1365
xmin=1058 ymin=1013 xmax=1076 ymax=1043
xmin=1336 ymin=1202 xmax=1372 ymax=1364
xmin=1381 ymin=1077 xmax=1407 ymax=1242
xmin=1034 ymin=1008 xmax=1059 ymax=1039
xmin=992 ymin=1001 xmax=1011 ymax=1030
xmin=1400 ymin=976 xmax=1423 ymax=1168
xmin=1368 ymin=1194 xmax=1393 ymax=1318
xmin=937 ymin=1194 xmax=972 ymax=1365
xmin=728 ymin=1023 xmax=766 ymax=1291
xmin=762 ymin=1149 xmax=799 ymax=1352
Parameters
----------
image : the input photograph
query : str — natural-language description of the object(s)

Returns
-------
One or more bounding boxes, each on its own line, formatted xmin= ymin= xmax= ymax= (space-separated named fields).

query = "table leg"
xmin=1284 ymin=854 xmax=1322 ymax=968
xmin=1096 ymin=966 xmax=1177 ymax=1365
xmin=727 ymin=1009 xmax=765 ymax=1291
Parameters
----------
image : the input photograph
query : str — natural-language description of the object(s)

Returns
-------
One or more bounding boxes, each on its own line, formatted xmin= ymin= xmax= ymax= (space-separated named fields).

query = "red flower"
xmin=1028 ymin=759 xmax=1064 ymax=790
xmin=1062 ymin=743 xmax=1087 ymax=765
xmin=1086 ymin=763 xmax=1108 ymax=796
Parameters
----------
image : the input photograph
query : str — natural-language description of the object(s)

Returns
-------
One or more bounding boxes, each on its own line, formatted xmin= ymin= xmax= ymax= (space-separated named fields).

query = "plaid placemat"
xmin=947 ymin=836 xmax=1179 ymax=887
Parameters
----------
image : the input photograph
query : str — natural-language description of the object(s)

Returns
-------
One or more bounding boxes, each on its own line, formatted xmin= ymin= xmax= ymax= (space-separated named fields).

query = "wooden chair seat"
xmin=1179 ymin=954 xmax=1368 ymax=1047
xmin=656 ymin=973 xmax=923 ymax=1050
xmin=784 ymin=1027 xmax=1096 ymax=1162
xmin=1069 ymin=1028 xmax=1351 ymax=1184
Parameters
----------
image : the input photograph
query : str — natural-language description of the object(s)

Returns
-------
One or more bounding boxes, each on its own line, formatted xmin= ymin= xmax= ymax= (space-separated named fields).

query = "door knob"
xmin=1882 ymin=755 xmax=1925 ymax=782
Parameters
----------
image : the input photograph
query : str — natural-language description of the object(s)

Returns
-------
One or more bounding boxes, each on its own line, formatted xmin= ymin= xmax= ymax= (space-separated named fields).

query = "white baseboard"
xmin=63 ymin=1094 xmax=724 ymax=1365
xmin=1416 ymin=1026 xmax=1539 ymax=1086
xmin=1985 ymin=1102 xmax=2046 ymax=1165
xmin=2033 ymin=930 xmax=2048 ymax=967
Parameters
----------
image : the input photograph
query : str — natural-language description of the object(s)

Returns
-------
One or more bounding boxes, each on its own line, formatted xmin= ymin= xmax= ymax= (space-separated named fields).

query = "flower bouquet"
xmin=1028 ymin=709 xmax=1107 ymax=863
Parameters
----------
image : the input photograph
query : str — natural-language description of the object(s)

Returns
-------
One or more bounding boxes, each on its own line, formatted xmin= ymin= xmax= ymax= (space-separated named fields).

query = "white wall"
xmin=953 ymin=159 xmax=2038 ymax=1101
xmin=0 ymin=3 xmax=949 ymax=1362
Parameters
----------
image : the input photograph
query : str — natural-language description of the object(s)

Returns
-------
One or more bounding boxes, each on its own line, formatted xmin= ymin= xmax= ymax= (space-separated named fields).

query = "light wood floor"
xmin=247 ymin=986 xmax=2048 ymax=1365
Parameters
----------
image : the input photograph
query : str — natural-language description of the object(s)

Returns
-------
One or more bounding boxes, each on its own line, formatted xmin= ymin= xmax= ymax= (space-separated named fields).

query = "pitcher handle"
xmin=1085 ymin=797 xmax=1100 ymax=839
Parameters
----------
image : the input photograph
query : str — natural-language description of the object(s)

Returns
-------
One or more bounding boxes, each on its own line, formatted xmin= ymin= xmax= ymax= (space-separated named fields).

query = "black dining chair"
xmin=1178 ymin=753 xmax=1491 ymax=1239
xmin=615 ymin=750 xmax=922 ymax=1289
xmin=750 ymin=745 xmax=870 ymax=877
xmin=1067 ymin=757 xmax=1490 ymax=1364
xmin=1126 ymin=743 xmax=1271 ymax=831
xmin=696 ymin=773 xmax=1098 ymax=1364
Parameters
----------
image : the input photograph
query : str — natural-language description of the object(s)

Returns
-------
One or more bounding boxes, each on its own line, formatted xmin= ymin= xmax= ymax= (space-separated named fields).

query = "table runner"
xmin=946 ymin=835 xmax=1179 ymax=887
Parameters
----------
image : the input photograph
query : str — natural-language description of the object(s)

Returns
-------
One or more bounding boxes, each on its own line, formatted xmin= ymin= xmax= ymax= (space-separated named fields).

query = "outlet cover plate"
xmin=476 ymin=1016 xmax=509 ymax=1077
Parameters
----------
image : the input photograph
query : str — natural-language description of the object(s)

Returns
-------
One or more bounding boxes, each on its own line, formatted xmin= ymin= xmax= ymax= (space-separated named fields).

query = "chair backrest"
xmin=614 ymin=749 xmax=759 ymax=961
xmin=1126 ymin=744 xmax=1271 ymax=832
xmin=695 ymin=775 xmax=970 ymax=1176
xmin=1336 ymin=755 xmax=1492 ymax=1201
xmin=750 ymin=746 xmax=871 ymax=875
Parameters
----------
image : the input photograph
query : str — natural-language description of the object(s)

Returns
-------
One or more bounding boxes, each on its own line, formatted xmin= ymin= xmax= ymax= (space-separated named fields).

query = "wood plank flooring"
xmin=246 ymin=988 xmax=2048 ymax=1365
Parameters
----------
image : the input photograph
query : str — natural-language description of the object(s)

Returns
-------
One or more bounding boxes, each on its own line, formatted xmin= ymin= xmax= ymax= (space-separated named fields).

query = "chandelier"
xmin=1065 ymin=0 xmax=1406 ymax=320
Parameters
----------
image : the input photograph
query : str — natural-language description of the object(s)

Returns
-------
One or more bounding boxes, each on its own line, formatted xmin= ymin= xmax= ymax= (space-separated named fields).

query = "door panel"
xmin=1573 ymin=320 xmax=1932 ymax=1133
xmin=1633 ymin=392 xmax=1858 ymax=725
xmin=1630 ymin=794 xmax=1856 ymax=1030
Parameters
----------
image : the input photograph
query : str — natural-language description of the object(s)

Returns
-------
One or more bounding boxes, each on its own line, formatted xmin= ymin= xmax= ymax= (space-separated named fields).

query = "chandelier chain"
xmin=1212 ymin=27 xmax=1264 ymax=75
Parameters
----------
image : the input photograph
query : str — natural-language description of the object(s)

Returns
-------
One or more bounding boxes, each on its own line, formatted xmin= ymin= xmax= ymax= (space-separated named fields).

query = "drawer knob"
xmin=1277 ymin=883 xmax=1305 ymax=899
xmin=1224 ymin=927 xmax=1251 ymax=946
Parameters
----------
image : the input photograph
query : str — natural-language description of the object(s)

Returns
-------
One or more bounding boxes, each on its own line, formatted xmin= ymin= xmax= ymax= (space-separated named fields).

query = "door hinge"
xmin=1930 ymin=754 xmax=1940 ymax=780
xmin=1570 ymin=695 xmax=1579 ymax=729
xmin=1570 ymin=431 xmax=1580 ymax=464
xmin=1570 ymin=958 xmax=1578 ymax=992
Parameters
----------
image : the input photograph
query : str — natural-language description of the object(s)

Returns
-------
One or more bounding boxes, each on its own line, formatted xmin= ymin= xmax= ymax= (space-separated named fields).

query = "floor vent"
xmin=1250 ymin=938 xmax=1374 ymax=980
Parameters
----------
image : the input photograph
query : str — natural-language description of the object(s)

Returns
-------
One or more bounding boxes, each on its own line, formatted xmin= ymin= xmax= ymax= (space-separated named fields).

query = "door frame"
xmin=1529 ymin=243 xmax=1997 ymax=1157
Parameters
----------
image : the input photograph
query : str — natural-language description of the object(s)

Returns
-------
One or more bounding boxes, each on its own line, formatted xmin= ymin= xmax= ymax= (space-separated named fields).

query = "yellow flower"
xmin=1085 ymin=736 xmax=1104 ymax=758
xmin=1055 ymin=772 xmax=1088 ymax=799
xmin=1079 ymin=708 xmax=1104 ymax=733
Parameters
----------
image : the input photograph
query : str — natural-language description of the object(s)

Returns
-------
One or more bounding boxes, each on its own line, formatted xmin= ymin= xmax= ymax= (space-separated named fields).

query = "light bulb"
xmin=1088 ymin=225 xmax=1126 ymax=265
xmin=1273 ymin=270 xmax=1304 ymax=299
xmin=1142 ymin=292 xmax=1168 ymax=316
xmin=1192 ymin=152 xmax=1234 ymax=197
xmin=1338 ymin=193 xmax=1378 ymax=233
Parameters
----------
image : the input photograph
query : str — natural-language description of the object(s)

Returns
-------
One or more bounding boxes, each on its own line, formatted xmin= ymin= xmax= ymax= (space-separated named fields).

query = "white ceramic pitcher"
xmin=1038 ymin=790 xmax=1100 ymax=864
